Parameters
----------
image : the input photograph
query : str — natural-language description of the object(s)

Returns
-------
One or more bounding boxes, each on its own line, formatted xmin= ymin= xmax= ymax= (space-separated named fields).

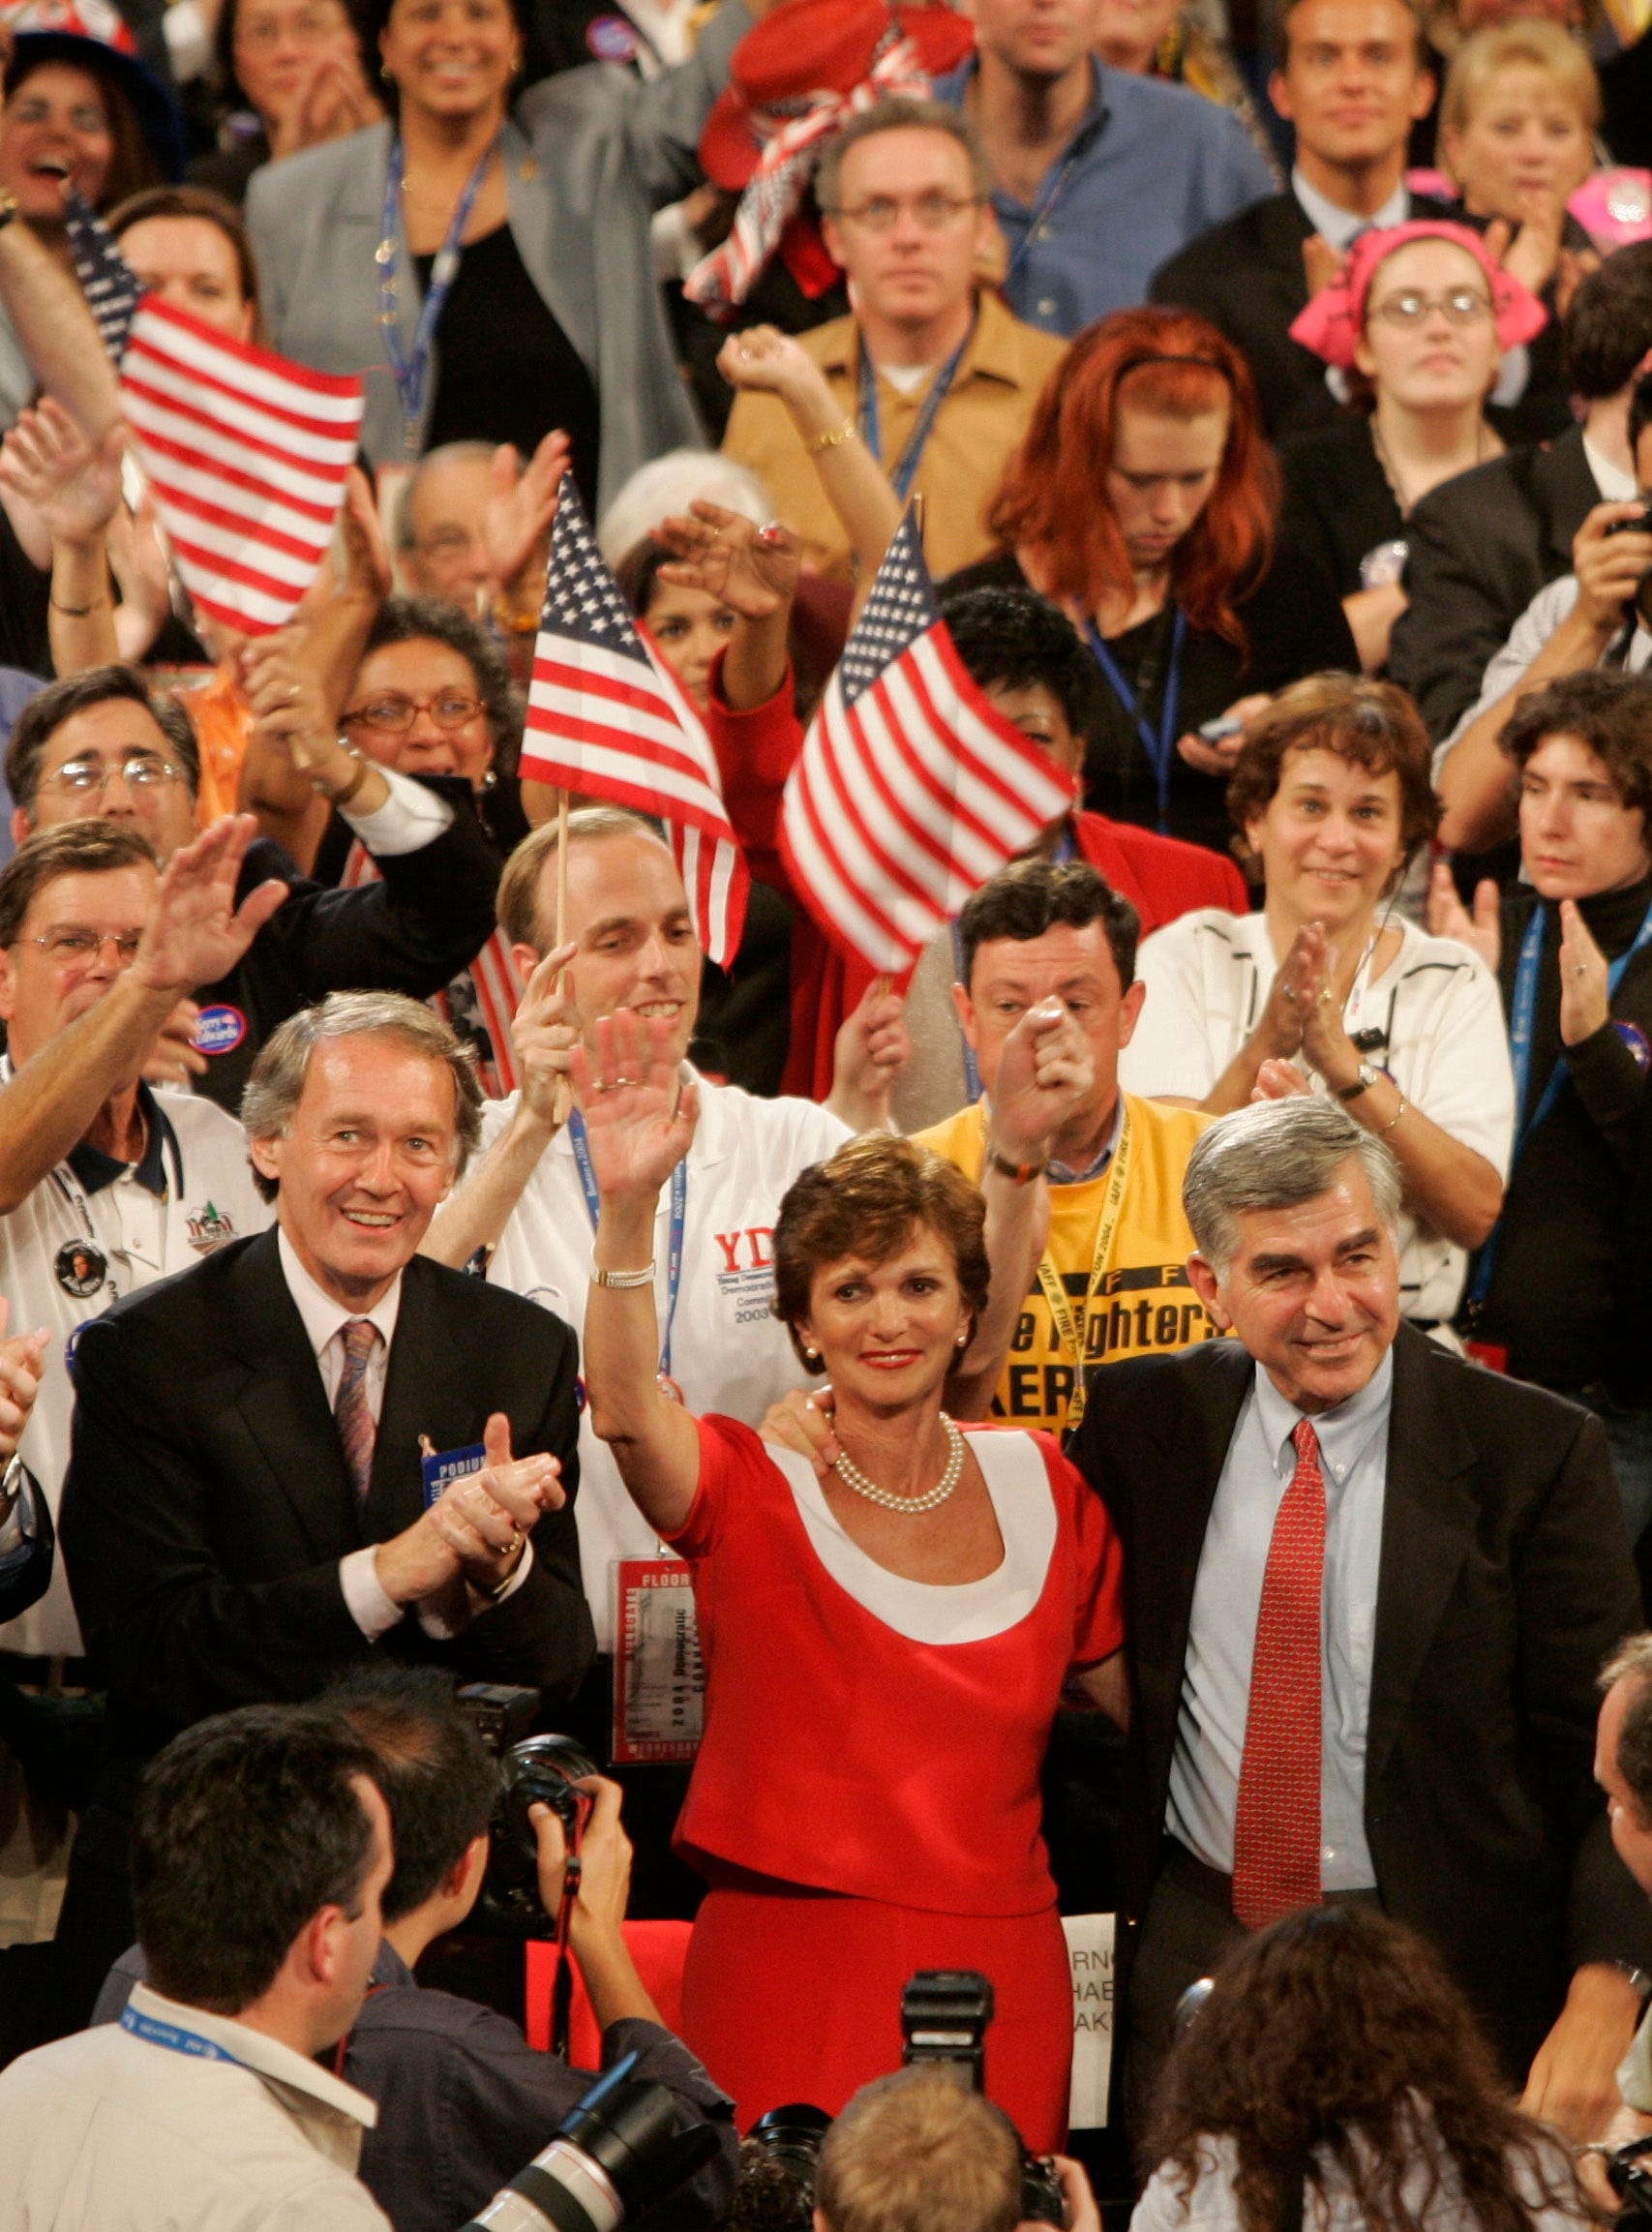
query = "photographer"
xmin=814 ymin=2067 xmax=1100 ymax=2232
xmin=1133 ymin=1907 xmax=1597 ymax=2232
xmin=95 ymin=1667 xmax=737 ymax=2232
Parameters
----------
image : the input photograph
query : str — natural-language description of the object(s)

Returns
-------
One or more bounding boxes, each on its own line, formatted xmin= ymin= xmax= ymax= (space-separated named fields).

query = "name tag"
xmin=611 ymin=1558 xmax=703 ymax=1764
xmin=420 ymin=1441 xmax=487 ymax=1509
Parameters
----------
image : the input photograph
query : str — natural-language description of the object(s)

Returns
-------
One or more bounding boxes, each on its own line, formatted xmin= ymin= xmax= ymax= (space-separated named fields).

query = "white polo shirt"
xmin=0 ymin=1071 xmax=269 ymax=1657
xmin=0 ymin=1979 xmax=387 ymax=2232
xmin=483 ymin=1072 xmax=850 ymax=1651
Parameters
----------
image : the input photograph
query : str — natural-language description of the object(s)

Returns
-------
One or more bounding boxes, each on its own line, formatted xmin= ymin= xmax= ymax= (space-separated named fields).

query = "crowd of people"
xmin=0 ymin=0 xmax=1651 ymax=2219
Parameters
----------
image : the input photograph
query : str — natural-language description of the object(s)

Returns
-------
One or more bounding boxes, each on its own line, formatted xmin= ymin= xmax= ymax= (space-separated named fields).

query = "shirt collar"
xmin=1044 ymin=1096 xmax=1125 ymax=1187
xmin=1253 ymin=1345 xmax=1395 ymax=1486
xmin=277 ymin=1226 xmax=403 ymax=1359
xmin=1291 ymin=166 xmax=1409 ymax=251
xmin=66 ymin=1082 xmax=176 ymax=1199
xmin=126 ymin=1980 xmax=379 ymax=2129
xmin=1583 ymin=433 xmax=1640 ymax=503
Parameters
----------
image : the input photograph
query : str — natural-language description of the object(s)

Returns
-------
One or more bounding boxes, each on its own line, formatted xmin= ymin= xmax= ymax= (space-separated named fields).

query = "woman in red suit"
xmin=576 ymin=1009 xmax=1125 ymax=2149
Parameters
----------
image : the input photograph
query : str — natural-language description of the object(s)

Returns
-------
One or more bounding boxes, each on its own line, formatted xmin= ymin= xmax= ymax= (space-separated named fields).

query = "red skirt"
xmin=679 ymin=1881 xmax=1073 ymax=2150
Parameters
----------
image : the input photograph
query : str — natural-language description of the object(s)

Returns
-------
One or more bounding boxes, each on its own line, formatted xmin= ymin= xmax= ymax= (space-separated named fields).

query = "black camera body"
xmin=1605 ymin=2135 xmax=1652 ymax=2217
xmin=456 ymin=1683 xmax=599 ymax=1933
xmin=898 ymin=1971 xmax=1067 ymax=2229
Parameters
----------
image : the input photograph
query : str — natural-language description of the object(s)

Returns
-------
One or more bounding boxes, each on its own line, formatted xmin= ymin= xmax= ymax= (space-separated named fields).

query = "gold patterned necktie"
xmin=334 ymin=1318 xmax=380 ymax=1510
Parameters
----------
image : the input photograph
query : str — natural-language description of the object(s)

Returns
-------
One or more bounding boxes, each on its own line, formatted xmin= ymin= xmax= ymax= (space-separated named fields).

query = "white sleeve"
xmin=338 ymin=1548 xmax=403 ymax=1641
xmin=1119 ymin=923 xmax=1223 ymax=1101
xmin=1434 ymin=577 xmax=1581 ymax=776
xmin=1400 ymin=952 xmax=1517 ymax=1179
xmin=1130 ymin=2163 xmax=1197 ymax=2232
xmin=341 ymin=765 xmax=456 ymax=857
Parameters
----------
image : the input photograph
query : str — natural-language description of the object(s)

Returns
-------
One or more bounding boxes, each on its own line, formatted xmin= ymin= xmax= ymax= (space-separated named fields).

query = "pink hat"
xmin=1289 ymin=221 xmax=1548 ymax=370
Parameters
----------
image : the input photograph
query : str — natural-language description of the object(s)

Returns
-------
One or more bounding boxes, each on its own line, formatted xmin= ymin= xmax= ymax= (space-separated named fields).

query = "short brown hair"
xmin=1225 ymin=675 xmax=1440 ymax=876
xmin=106 ymin=184 xmax=263 ymax=333
xmin=1275 ymin=0 xmax=1429 ymax=69
xmin=771 ymin=1134 xmax=990 ymax=1373
xmin=815 ymin=2067 xmax=1021 ymax=2232
xmin=6 ymin=665 xmax=200 ymax=819
xmin=815 ymin=98 xmax=992 ymax=213
xmin=1500 ymin=670 xmax=1652 ymax=819
xmin=241 ymin=992 xmax=482 ymax=1203
xmin=496 ymin=807 xmax=671 ymax=951
xmin=957 ymin=859 xmax=1139 ymax=990
xmin=0 ymin=819 xmax=159 ymax=950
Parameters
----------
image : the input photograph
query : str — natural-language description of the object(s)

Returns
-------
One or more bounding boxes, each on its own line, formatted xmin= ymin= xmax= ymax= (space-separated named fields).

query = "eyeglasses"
xmin=1368 ymin=287 xmax=1494 ymax=330
xmin=41 ymin=753 xmax=189 ymax=797
xmin=829 ymin=193 xmax=982 ymax=233
xmin=27 ymin=929 xmax=144 ymax=968
xmin=342 ymin=693 xmax=483 ymax=734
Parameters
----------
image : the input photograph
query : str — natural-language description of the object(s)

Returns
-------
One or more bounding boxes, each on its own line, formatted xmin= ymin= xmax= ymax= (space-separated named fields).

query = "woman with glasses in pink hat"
xmin=1277 ymin=222 xmax=1545 ymax=674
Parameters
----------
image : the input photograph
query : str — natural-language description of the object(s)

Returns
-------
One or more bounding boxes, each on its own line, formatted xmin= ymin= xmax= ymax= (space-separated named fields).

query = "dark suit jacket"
xmin=1150 ymin=188 xmax=1460 ymax=439
xmin=1069 ymin=1323 xmax=1652 ymax=2081
xmin=192 ymin=773 xmax=501 ymax=1113
xmin=1387 ymin=425 xmax=1602 ymax=740
xmin=60 ymin=1230 xmax=595 ymax=1794
xmin=0 ymin=1466 xmax=50 ymax=1627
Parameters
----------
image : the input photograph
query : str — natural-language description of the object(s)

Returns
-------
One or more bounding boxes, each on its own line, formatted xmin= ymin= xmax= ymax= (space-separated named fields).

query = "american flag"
xmin=117 ymin=296 xmax=365 ymax=637
xmin=779 ymin=512 xmax=1076 ymax=973
xmin=63 ymin=192 xmax=142 ymax=365
xmin=341 ymin=840 xmax=526 ymax=1096
xmin=521 ymin=482 xmax=747 ymax=966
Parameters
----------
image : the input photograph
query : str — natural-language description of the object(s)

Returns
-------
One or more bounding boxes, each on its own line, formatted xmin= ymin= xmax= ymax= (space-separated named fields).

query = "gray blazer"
xmin=245 ymin=0 xmax=751 ymax=511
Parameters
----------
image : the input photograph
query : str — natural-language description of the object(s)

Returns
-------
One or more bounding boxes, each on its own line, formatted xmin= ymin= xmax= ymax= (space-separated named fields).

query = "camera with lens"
xmin=899 ymin=1971 xmax=1068 ymax=2227
xmin=464 ymin=2048 xmax=723 ymax=2232
xmin=742 ymin=2105 xmax=833 ymax=2203
xmin=1604 ymin=506 xmax=1652 ymax=628
xmin=1599 ymin=2135 xmax=1652 ymax=2217
xmin=456 ymin=1683 xmax=600 ymax=1933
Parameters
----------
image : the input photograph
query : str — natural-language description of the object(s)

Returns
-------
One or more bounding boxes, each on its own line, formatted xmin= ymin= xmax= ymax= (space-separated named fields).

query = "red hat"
xmin=1289 ymin=221 xmax=1547 ymax=370
xmin=686 ymin=0 xmax=976 ymax=317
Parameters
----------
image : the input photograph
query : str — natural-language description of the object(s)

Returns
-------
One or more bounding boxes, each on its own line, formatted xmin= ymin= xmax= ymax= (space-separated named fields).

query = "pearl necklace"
xmin=833 ymin=1414 xmax=967 ymax=1515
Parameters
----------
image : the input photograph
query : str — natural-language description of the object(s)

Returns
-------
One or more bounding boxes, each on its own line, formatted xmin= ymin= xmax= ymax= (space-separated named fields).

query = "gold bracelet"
xmin=1376 ymin=1094 xmax=1409 ymax=1135
xmin=591 ymin=1262 xmax=656 ymax=1289
xmin=325 ymin=750 xmax=373 ymax=809
xmin=805 ymin=417 xmax=856 ymax=457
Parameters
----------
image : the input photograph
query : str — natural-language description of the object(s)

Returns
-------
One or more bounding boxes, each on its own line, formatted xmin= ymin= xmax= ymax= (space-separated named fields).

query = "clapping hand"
xmin=130 ymin=816 xmax=289 ymax=1000
xmin=512 ymin=941 xmax=580 ymax=1129
xmin=1426 ymin=860 xmax=1500 ymax=972
xmin=0 ymin=396 xmax=123 ymax=551
xmin=484 ymin=430 xmax=569 ymax=606
xmin=654 ymin=501 xmax=800 ymax=620
xmin=378 ymin=1409 xmax=561 ymax=1609
xmin=0 ymin=1299 xmax=47 ymax=1465
xmin=570 ymin=1008 xmax=698 ymax=1202
xmin=1558 ymin=899 xmax=1610 ymax=1048
xmin=987 ymin=996 xmax=1096 ymax=1163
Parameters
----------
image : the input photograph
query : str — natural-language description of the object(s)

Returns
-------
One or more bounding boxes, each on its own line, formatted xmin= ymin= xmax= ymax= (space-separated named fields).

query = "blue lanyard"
xmin=1003 ymin=141 xmax=1083 ymax=289
xmin=1086 ymin=609 xmax=1187 ymax=834
xmin=952 ymin=826 xmax=1075 ymax=1103
xmin=567 ymin=1111 xmax=687 ymax=1382
xmin=378 ymin=132 xmax=497 ymax=450
xmin=121 ymin=2003 xmax=242 ymax=2066
xmin=1469 ymin=896 xmax=1652 ymax=1308
xmin=856 ymin=312 xmax=976 ymax=506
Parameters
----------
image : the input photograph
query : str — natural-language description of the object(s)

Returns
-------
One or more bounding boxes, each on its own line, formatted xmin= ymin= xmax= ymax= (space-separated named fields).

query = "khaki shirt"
xmin=720 ymin=289 xmax=1066 ymax=583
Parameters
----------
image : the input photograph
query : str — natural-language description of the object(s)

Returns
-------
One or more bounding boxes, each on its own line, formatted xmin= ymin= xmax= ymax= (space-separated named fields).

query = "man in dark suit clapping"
xmin=55 ymin=990 xmax=593 ymax=2025
xmin=1071 ymin=1096 xmax=1652 ymax=2148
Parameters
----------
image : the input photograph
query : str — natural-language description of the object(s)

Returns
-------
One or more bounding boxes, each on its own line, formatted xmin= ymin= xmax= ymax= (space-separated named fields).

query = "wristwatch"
xmin=1336 ymin=1061 xmax=1383 ymax=1103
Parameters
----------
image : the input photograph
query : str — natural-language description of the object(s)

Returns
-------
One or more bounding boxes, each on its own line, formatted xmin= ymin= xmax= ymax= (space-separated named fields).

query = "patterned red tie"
xmin=1231 ymin=1417 xmax=1327 ymax=1930
xmin=334 ymin=1318 xmax=380 ymax=1510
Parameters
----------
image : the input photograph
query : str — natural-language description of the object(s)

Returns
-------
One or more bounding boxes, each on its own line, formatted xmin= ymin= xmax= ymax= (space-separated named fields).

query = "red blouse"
xmin=664 ymin=1415 xmax=1125 ymax=1916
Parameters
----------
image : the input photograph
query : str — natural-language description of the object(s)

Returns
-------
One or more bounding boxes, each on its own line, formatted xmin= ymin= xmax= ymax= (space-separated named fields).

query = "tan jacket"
xmin=720 ymin=289 xmax=1067 ymax=583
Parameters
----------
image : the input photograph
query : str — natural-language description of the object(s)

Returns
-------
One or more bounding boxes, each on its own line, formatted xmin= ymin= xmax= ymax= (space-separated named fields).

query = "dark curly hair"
xmin=771 ymin=1134 xmax=990 ymax=1374
xmin=356 ymin=593 xmax=521 ymax=780
xmin=1500 ymin=670 xmax=1652 ymax=822
xmin=1147 ymin=1907 xmax=1595 ymax=2232
xmin=940 ymin=586 xmax=1107 ymax=761
xmin=1224 ymin=674 xmax=1440 ymax=882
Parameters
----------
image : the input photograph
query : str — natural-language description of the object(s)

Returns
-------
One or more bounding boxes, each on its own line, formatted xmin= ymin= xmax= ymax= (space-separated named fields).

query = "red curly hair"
xmin=987 ymin=308 xmax=1278 ymax=653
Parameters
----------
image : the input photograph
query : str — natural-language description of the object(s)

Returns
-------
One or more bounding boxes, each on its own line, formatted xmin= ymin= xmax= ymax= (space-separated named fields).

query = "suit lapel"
xmin=364 ymin=1258 xmax=479 ymax=1538
xmin=1544 ymin=427 xmax=1603 ymax=564
xmin=1260 ymin=194 xmax=1314 ymax=314
xmin=223 ymin=1231 xmax=363 ymax=1557
xmin=1366 ymin=1325 xmax=1478 ymax=1790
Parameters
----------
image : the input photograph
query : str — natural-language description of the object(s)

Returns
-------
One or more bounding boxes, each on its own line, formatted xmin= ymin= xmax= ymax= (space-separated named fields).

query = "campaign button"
xmin=1617 ymin=1020 xmax=1651 ymax=1071
xmin=193 ymin=1004 xmax=248 ymax=1056
xmin=586 ymin=12 xmax=639 ymax=59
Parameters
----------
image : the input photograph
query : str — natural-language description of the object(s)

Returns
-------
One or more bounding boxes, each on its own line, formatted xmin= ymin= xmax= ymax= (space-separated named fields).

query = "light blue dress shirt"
xmin=1166 ymin=1349 xmax=1393 ymax=1891
xmin=932 ymin=57 xmax=1274 ymax=339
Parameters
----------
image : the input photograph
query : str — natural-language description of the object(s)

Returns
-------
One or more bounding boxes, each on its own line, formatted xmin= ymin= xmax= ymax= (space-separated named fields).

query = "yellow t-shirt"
xmin=916 ymin=1093 xmax=1216 ymax=1436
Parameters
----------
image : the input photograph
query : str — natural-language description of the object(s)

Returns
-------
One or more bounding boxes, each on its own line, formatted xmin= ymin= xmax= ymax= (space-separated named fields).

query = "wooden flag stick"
xmin=553 ymin=788 xmax=571 ymax=1127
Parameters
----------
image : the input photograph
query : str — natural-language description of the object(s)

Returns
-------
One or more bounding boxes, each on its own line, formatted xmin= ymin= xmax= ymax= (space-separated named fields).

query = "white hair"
xmin=595 ymin=449 xmax=772 ymax=566
xmin=1184 ymin=1100 xmax=1403 ymax=1277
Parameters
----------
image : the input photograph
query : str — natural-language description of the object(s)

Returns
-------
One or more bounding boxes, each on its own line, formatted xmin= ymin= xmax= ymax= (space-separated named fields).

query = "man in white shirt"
xmin=0 ymin=815 xmax=279 ymax=1664
xmin=56 ymin=990 xmax=592 ymax=2024
xmin=0 ymin=1704 xmax=396 ymax=2232
xmin=5 ymin=662 xmax=501 ymax=1110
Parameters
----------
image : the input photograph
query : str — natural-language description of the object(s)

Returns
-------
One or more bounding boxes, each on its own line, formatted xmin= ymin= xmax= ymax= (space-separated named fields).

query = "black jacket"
xmin=61 ymin=1229 xmax=594 ymax=1789
xmin=1069 ymin=1322 xmax=1652 ymax=2085
xmin=1149 ymin=188 xmax=1460 ymax=439
xmin=191 ymin=772 xmax=501 ymax=1112
xmin=0 ymin=1467 xmax=50 ymax=1627
xmin=1388 ymin=424 xmax=1602 ymax=739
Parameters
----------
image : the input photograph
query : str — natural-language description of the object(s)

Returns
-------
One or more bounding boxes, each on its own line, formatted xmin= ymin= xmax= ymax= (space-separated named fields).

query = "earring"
xmin=803 ymin=1348 xmax=821 ymax=1368
xmin=955 ymin=1333 xmax=968 ymax=1347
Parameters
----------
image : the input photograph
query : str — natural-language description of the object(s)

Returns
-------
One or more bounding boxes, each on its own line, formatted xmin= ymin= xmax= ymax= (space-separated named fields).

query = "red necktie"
xmin=1231 ymin=1417 xmax=1327 ymax=1930
xmin=334 ymin=1318 xmax=380 ymax=1510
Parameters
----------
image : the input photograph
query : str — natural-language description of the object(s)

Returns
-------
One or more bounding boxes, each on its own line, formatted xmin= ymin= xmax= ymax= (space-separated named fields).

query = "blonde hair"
xmin=496 ymin=806 xmax=670 ymax=952
xmin=815 ymin=2069 xmax=1021 ymax=2232
xmin=1440 ymin=20 xmax=1600 ymax=142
